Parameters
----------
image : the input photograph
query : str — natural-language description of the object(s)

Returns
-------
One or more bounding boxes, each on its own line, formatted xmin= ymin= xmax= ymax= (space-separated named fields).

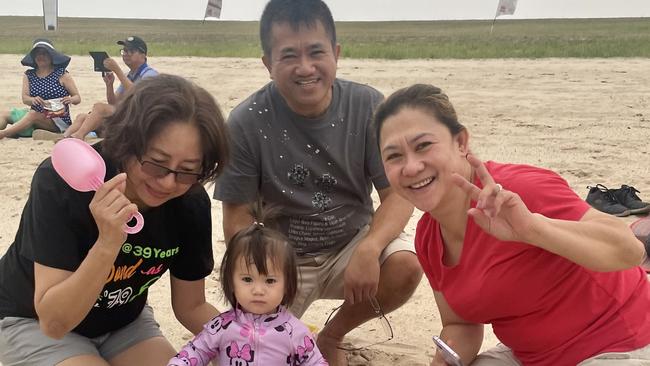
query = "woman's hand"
xmin=60 ymin=95 xmax=80 ymax=106
xmin=89 ymin=173 xmax=138 ymax=251
xmin=431 ymin=352 xmax=449 ymax=366
xmin=31 ymin=96 xmax=45 ymax=107
xmin=452 ymin=154 xmax=537 ymax=243
xmin=430 ymin=337 xmax=460 ymax=366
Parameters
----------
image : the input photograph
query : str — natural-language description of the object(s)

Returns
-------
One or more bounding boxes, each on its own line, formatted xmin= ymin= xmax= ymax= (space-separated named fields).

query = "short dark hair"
xmin=220 ymin=202 xmax=298 ymax=309
xmin=259 ymin=0 xmax=337 ymax=57
xmin=374 ymin=84 xmax=466 ymax=144
xmin=102 ymin=74 xmax=229 ymax=184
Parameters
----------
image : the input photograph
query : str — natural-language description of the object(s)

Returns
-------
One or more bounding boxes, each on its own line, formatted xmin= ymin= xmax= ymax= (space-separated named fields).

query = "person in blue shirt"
xmin=65 ymin=35 xmax=158 ymax=139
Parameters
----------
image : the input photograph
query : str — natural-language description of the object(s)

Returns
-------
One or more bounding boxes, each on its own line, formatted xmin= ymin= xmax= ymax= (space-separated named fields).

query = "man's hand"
xmin=103 ymin=57 xmax=121 ymax=73
xmin=102 ymin=71 xmax=115 ymax=86
xmin=343 ymin=241 xmax=382 ymax=305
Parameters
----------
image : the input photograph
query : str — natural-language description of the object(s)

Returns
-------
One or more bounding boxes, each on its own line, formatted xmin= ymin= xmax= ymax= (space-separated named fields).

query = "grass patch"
xmin=1 ymin=16 xmax=649 ymax=59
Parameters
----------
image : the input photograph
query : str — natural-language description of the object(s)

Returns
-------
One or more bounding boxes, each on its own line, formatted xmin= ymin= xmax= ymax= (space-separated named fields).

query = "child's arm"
xmin=167 ymin=314 xmax=225 ymax=366
xmin=290 ymin=318 xmax=329 ymax=366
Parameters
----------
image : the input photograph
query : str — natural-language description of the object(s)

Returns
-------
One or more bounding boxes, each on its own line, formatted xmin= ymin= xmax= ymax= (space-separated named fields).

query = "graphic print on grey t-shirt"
xmin=283 ymin=159 xmax=360 ymax=253
xmin=214 ymin=79 xmax=389 ymax=256
xmin=287 ymin=164 xmax=339 ymax=211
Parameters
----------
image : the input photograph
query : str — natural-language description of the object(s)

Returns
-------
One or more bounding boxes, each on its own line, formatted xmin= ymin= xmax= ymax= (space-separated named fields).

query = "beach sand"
xmin=1 ymin=54 xmax=649 ymax=365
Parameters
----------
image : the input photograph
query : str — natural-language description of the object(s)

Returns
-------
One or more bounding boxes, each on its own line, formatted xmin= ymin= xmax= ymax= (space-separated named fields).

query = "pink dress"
xmin=168 ymin=306 xmax=328 ymax=366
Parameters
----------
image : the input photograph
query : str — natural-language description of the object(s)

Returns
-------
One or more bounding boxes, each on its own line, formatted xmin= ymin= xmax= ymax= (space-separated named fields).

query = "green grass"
xmin=1 ymin=16 xmax=649 ymax=59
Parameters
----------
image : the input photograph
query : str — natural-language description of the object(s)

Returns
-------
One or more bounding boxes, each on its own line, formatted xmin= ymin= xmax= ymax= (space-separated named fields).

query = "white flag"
xmin=42 ymin=0 xmax=58 ymax=31
xmin=204 ymin=0 xmax=223 ymax=19
xmin=495 ymin=0 xmax=517 ymax=17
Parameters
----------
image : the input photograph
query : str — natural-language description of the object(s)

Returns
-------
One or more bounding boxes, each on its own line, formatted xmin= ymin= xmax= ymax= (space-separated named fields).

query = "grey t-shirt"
xmin=214 ymin=79 xmax=387 ymax=255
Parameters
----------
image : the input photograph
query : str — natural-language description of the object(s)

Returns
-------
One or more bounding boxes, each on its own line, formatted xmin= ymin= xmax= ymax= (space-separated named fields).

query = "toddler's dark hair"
xmin=220 ymin=201 xmax=298 ymax=309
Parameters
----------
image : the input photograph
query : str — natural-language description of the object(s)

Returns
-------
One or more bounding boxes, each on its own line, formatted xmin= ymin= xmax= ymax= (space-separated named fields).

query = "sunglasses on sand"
xmin=139 ymin=160 xmax=201 ymax=184
xmin=324 ymin=297 xmax=394 ymax=351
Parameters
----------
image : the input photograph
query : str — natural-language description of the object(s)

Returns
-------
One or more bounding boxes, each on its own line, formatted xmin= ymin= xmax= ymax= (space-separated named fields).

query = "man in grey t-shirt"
xmin=213 ymin=1 xmax=422 ymax=364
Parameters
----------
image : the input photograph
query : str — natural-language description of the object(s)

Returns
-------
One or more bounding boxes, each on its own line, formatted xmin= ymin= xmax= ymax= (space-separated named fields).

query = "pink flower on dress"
xmin=176 ymin=350 xmax=199 ymax=366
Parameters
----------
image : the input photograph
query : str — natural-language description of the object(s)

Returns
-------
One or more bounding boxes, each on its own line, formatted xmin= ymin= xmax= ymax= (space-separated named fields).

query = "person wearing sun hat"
xmin=65 ymin=35 xmax=158 ymax=140
xmin=20 ymin=38 xmax=72 ymax=69
xmin=0 ymin=38 xmax=81 ymax=139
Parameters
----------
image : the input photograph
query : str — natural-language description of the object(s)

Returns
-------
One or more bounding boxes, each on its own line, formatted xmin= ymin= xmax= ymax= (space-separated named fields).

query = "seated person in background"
xmin=65 ymin=35 xmax=158 ymax=139
xmin=374 ymin=83 xmax=650 ymax=366
xmin=1 ymin=108 xmax=59 ymax=140
xmin=0 ymin=112 xmax=7 ymax=130
xmin=0 ymin=108 xmax=31 ymax=138
xmin=0 ymin=38 xmax=81 ymax=139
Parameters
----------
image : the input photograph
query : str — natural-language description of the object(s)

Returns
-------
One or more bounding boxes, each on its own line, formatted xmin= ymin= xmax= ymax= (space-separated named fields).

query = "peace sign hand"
xmin=451 ymin=154 xmax=537 ymax=243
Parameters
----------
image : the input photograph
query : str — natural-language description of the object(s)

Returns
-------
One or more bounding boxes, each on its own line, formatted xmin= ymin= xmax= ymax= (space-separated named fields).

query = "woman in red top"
xmin=373 ymin=84 xmax=650 ymax=366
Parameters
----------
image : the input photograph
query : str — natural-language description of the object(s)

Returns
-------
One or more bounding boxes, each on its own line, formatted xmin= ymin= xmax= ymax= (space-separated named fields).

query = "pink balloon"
xmin=51 ymin=139 xmax=144 ymax=234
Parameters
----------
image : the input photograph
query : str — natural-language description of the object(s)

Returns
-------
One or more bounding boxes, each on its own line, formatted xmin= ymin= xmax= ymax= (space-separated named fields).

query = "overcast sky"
xmin=3 ymin=0 xmax=650 ymax=21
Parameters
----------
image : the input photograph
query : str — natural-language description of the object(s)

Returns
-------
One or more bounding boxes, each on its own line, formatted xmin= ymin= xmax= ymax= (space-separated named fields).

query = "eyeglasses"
xmin=324 ymin=297 xmax=394 ymax=351
xmin=139 ymin=160 xmax=202 ymax=184
xmin=120 ymin=48 xmax=138 ymax=56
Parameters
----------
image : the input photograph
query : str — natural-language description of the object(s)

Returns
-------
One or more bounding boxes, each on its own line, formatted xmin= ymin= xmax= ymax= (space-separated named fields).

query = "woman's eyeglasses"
xmin=139 ymin=160 xmax=201 ymax=184
xmin=324 ymin=297 xmax=394 ymax=351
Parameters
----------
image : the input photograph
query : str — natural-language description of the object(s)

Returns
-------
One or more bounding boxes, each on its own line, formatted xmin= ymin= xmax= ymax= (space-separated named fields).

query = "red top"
xmin=416 ymin=162 xmax=650 ymax=366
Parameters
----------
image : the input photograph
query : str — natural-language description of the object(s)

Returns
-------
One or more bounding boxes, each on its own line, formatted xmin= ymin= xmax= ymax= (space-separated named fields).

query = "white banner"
xmin=495 ymin=0 xmax=517 ymax=17
xmin=42 ymin=0 xmax=58 ymax=31
xmin=204 ymin=0 xmax=223 ymax=19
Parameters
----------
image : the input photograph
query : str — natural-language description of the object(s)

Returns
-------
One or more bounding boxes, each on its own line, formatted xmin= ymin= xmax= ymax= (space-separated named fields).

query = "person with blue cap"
xmin=65 ymin=35 xmax=158 ymax=140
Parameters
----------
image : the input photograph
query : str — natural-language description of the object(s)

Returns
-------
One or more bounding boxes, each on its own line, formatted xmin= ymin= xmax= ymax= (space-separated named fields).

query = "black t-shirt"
xmin=0 ymin=143 xmax=214 ymax=337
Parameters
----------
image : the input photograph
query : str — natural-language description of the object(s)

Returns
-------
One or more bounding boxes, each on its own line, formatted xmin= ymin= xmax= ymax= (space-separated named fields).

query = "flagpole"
xmin=202 ymin=0 xmax=208 ymax=24
xmin=490 ymin=15 xmax=497 ymax=35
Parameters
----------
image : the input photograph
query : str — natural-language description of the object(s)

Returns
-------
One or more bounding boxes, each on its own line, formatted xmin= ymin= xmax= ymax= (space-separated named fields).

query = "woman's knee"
xmin=56 ymin=354 xmax=110 ymax=366
xmin=382 ymin=251 xmax=423 ymax=291
xmin=91 ymin=103 xmax=114 ymax=117
xmin=25 ymin=110 xmax=42 ymax=119
xmin=74 ymin=113 xmax=87 ymax=122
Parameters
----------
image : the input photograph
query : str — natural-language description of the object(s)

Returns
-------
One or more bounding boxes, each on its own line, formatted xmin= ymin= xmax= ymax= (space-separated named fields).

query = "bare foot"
xmin=32 ymin=129 xmax=63 ymax=142
xmin=317 ymin=332 xmax=348 ymax=366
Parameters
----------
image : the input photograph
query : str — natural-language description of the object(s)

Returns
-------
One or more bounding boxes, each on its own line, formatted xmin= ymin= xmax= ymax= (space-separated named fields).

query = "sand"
xmin=1 ymin=54 xmax=650 ymax=365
